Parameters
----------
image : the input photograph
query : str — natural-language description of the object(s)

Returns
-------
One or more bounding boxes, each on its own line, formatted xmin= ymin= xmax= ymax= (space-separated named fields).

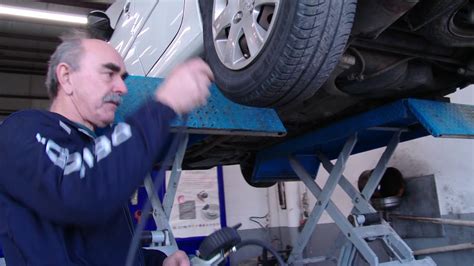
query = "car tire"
xmin=240 ymin=154 xmax=276 ymax=188
xmin=200 ymin=0 xmax=357 ymax=108
xmin=421 ymin=0 xmax=474 ymax=47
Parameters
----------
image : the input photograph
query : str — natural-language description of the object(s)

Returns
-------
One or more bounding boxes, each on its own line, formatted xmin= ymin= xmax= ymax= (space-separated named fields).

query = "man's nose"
xmin=115 ymin=77 xmax=128 ymax=95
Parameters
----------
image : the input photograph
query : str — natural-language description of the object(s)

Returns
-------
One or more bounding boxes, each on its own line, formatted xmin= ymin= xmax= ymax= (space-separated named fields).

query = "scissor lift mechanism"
xmin=120 ymin=76 xmax=474 ymax=265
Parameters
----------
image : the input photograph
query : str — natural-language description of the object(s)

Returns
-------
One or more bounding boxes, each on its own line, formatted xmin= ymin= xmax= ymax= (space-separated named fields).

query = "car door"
xmin=108 ymin=0 xmax=160 ymax=75
xmin=131 ymin=0 xmax=185 ymax=76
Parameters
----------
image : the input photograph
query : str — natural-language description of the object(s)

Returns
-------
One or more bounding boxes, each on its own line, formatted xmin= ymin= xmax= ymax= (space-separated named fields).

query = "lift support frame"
xmin=252 ymin=98 xmax=474 ymax=265
xmin=120 ymin=76 xmax=474 ymax=265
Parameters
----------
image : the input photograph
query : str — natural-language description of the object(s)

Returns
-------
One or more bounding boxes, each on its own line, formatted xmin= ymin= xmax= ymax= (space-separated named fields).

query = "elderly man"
xmin=0 ymin=31 xmax=213 ymax=265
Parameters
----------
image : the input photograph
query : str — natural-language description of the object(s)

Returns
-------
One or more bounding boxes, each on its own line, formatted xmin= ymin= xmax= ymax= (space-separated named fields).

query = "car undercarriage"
xmin=95 ymin=0 xmax=473 ymax=186
xmin=183 ymin=0 xmax=473 ymax=185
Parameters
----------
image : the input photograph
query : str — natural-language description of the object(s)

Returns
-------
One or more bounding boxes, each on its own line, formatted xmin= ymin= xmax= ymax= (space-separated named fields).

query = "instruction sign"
xmin=166 ymin=167 xmax=221 ymax=237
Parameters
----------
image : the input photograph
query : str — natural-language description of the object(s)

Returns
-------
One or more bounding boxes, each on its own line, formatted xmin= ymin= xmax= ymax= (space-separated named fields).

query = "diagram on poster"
xmin=167 ymin=167 xmax=221 ymax=237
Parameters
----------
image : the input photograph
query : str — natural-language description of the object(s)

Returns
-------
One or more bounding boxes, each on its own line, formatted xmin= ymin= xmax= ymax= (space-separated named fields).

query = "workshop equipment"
xmin=253 ymin=99 xmax=474 ymax=265
xmin=118 ymin=76 xmax=474 ymax=265
xmin=389 ymin=214 xmax=474 ymax=227
xmin=119 ymin=76 xmax=286 ymax=264
xmin=413 ymin=243 xmax=474 ymax=256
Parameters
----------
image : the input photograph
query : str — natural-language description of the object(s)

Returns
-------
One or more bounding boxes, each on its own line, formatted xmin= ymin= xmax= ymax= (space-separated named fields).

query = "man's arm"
xmin=0 ymin=58 xmax=213 ymax=226
xmin=0 ymin=100 xmax=174 ymax=225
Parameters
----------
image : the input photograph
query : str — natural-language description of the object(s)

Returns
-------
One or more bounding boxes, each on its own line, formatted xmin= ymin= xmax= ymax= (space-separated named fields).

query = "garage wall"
xmin=310 ymin=85 xmax=474 ymax=220
xmin=0 ymin=73 xmax=49 ymax=121
xmin=223 ymin=165 xmax=271 ymax=229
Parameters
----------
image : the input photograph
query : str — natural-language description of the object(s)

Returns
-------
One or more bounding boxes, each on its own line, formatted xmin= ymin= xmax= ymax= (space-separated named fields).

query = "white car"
xmin=89 ymin=0 xmax=473 ymax=186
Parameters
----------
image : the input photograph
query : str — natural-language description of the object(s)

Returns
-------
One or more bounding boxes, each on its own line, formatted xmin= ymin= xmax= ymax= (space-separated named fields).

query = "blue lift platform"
xmin=119 ymin=76 xmax=474 ymax=266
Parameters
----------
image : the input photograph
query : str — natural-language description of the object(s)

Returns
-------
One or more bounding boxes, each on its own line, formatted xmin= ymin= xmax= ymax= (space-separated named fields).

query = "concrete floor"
xmin=230 ymin=217 xmax=474 ymax=266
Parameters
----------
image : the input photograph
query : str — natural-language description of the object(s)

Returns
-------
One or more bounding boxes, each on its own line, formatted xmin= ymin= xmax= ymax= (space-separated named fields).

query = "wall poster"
xmin=166 ymin=167 xmax=222 ymax=238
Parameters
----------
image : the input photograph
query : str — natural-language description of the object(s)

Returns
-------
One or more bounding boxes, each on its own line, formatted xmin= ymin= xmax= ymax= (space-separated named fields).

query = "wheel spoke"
xmin=241 ymin=15 xmax=265 ymax=57
xmin=223 ymin=24 xmax=243 ymax=65
xmin=212 ymin=0 xmax=279 ymax=70
xmin=213 ymin=6 xmax=234 ymax=35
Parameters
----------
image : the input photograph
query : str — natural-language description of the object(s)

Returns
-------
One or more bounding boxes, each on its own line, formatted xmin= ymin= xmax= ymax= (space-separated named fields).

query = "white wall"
xmin=223 ymin=165 xmax=271 ymax=229
xmin=224 ymin=165 xmax=313 ymax=229
xmin=224 ymin=85 xmax=474 ymax=228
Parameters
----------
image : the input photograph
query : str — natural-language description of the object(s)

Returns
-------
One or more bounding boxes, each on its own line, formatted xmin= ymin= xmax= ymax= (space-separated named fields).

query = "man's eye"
xmin=105 ymin=72 xmax=114 ymax=79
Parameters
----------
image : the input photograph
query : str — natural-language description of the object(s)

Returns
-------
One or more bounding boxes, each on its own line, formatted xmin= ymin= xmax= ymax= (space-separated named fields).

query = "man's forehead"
xmin=82 ymin=39 xmax=126 ymax=70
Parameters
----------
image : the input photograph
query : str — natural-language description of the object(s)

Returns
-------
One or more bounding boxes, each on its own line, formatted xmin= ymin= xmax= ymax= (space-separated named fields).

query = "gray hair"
xmin=45 ymin=30 xmax=92 ymax=99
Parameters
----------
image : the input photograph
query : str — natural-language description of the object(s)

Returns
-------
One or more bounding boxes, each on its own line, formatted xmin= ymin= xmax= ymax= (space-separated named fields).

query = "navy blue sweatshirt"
xmin=0 ymin=99 xmax=176 ymax=265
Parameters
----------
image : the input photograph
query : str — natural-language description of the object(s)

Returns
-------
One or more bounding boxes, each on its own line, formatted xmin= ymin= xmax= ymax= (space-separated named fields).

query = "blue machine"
xmin=117 ymin=76 xmax=286 ymax=137
xmin=250 ymin=98 xmax=474 ymax=265
xmin=117 ymin=76 xmax=474 ymax=265
xmin=252 ymin=99 xmax=474 ymax=184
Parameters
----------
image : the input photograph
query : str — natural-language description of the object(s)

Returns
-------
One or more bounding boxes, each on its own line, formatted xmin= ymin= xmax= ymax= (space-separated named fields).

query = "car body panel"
xmin=135 ymin=0 xmax=185 ymax=75
xmin=107 ymin=0 xmax=203 ymax=78
xmin=147 ymin=0 xmax=204 ymax=77
xmin=108 ymin=0 xmax=159 ymax=74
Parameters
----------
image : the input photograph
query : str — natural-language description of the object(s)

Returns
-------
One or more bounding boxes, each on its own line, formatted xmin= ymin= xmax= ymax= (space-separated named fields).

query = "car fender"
xmin=147 ymin=0 xmax=204 ymax=78
xmin=108 ymin=0 xmax=161 ymax=74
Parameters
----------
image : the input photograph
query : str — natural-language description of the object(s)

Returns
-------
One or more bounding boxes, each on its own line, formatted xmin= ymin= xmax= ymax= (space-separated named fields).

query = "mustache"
xmin=103 ymin=93 xmax=123 ymax=106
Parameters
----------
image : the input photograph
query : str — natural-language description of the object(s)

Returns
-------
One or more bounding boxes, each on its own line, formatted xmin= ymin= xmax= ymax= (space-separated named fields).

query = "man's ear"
xmin=56 ymin=63 xmax=74 ymax=95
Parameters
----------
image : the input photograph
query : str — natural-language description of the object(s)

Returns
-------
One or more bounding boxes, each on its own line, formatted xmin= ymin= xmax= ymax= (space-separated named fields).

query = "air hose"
xmin=197 ymin=225 xmax=287 ymax=266
xmin=235 ymin=239 xmax=287 ymax=266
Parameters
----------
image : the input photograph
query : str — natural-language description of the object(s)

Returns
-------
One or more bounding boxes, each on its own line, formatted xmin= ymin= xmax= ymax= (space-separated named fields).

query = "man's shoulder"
xmin=0 ymin=110 xmax=79 ymax=150
xmin=2 ymin=109 xmax=50 ymax=123
xmin=0 ymin=110 xmax=56 ymax=134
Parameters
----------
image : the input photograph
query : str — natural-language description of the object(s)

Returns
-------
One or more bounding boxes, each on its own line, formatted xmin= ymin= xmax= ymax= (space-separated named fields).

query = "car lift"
xmin=255 ymin=98 xmax=474 ymax=265
xmin=120 ymin=76 xmax=474 ymax=265
xmin=119 ymin=76 xmax=286 ymax=262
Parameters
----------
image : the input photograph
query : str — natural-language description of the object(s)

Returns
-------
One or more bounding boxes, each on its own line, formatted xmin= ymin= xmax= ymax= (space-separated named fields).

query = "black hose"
xmin=125 ymin=116 xmax=188 ymax=266
xmin=236 ymin=239 xmax=287 ymax=266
